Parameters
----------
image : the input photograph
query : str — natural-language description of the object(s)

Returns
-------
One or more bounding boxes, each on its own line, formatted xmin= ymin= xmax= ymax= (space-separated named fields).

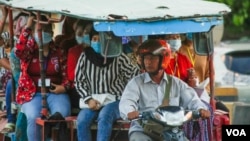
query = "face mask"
xmin=34 ymin=32 xmax=52 ymax=46
xmin=75 ymin=35 xmax=90 ymax=45
xmin=75 ymin=36 xmax=82 ymax=44
xmin=167 ymin=39 xmax=182 ymax=52
xmin=91 ymin=41 xmax=101 ymax=54
xmin=83 ymin=35 xmax=90 ymax=45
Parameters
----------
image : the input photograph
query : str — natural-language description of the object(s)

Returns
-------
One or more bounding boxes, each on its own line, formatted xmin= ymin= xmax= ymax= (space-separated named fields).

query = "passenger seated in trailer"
xmin=0 ymin=31 xmax=14 ymax=134
xmin=66 ymin=20 xmax=93 ymax=113
xmin=179 ymin=33 xmax=229 ymax=113
xmin=74 ymin=25 xmax=140 ymax=141
xmin=15 ymin=15 xmax=71 ymax=141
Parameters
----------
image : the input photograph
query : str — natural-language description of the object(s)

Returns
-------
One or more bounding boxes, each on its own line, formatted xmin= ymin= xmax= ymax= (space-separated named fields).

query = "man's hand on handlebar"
xmin=127 ymin=111 xmax=140 ymax=120
xmin=199 ymin=109 xmax=211 ymax=119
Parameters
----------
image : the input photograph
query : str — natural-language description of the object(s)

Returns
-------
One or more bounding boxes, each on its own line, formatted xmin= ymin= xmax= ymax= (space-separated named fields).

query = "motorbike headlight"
xmin=151 ymin=110 xmax=185 ymax=126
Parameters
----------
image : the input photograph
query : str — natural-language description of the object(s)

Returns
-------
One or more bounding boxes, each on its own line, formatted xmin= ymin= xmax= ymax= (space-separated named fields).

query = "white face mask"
xmin=167 ymin=39 xmax=182 ymax=52
xmin=34 ymin=32 xmax=52 ymax=46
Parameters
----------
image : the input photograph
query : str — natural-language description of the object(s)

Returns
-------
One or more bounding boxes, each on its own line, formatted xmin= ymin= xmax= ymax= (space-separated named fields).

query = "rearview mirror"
xmin=99 ymin=32 xmax=122 ymax=58
xmin=192 ymin=30 xmax=214 ymax=56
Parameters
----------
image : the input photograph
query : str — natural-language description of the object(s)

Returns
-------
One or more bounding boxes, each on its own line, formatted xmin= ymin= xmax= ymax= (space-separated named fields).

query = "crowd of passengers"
xmin=0 ymin=8 xmax=229 ymax=141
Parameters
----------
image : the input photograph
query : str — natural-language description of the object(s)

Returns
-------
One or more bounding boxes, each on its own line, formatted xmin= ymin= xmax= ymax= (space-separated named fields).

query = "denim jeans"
xmin=77 ymin=100 xmax=120 ymax=141
xmin=21 ymin=92 xmax=71 ymax=141
xmin=6 ymin=79 xmax=16 ymax=123
xmin=15 ymin=112 xmax=28 ymax=141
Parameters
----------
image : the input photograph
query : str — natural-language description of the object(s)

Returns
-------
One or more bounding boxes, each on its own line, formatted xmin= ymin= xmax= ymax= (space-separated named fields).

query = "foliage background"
xmin=208 ymin=0 xmax=250 ymax=41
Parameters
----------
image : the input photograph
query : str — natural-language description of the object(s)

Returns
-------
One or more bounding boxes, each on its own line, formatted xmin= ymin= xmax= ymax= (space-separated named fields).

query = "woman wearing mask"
xmin=164 ymin=34 xmax=194 ymax=82
xmin=67 ymin=20 xmax=92 ymax=83
xmin=75 ymin=27 xmax=140 ymax=141
xmin=66 ymin=20 xmax=93 ymax=112
xmin=15 ymin=15 xmax=71 ymax=141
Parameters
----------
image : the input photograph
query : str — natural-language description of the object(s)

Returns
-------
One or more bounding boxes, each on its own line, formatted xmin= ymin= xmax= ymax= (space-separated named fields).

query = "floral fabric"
xmin=15 ymin=28 xmax=70 ymax=104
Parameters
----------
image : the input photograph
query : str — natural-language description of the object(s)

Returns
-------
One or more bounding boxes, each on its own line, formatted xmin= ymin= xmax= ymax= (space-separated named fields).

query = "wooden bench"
xmin=214 ymin=87 xmax=238 ymax=102
xmin=36 ymin=116 xmax=131 ymax=141
xmin=36 ymin=117 xmax=75 ymax=141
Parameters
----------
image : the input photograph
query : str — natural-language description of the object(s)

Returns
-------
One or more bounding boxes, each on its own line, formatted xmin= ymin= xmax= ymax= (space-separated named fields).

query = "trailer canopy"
xmin=0 ymin=0 xmax=231 ymax=36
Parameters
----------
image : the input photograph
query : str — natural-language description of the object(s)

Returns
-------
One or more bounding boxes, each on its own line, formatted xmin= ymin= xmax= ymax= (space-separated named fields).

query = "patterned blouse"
xmin=15 ymin=28 xmax=70 ymax=104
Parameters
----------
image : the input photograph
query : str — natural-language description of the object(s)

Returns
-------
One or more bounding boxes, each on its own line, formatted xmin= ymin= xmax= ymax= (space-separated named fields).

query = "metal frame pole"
xmin=36 ymin=11 xmax=48 ymax=119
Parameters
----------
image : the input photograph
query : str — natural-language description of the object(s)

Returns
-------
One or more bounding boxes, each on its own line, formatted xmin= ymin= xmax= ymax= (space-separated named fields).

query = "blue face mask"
xmin=82 ymin=34 xmax=90 ymax=45
xmin=75 ymin=34 xmax=90 ymax=45
xmin=34 ymin=31 xmax=52 ymax=46
xmin=91 ymin=41 xmax=101 ymax=54
xmin=167 ymin=39 xmax=182 ymax=52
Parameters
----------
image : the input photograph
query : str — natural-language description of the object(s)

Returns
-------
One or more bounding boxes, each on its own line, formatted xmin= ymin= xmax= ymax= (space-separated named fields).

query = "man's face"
xmin=144 ymin=54 xmax=160 ymax=73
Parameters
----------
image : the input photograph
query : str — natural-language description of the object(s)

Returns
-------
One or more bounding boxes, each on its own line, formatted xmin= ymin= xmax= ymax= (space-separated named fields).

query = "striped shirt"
xmin=75 ymin=52 xmax=140 ymax=102
xmin=0 ymin=46 xmax=7 ymax=59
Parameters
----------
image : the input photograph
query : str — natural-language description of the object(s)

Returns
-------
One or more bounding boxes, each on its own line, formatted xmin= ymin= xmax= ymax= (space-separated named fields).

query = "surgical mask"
xmin=167 ymin=39 xmax=182 ymax=52
xmin=91 ymin=41 xmax=101 ymax=54
xmin=34 ymin=32 xmax=52 ymax=46
xmin=75 ymin=35 xmax=90 ymax=45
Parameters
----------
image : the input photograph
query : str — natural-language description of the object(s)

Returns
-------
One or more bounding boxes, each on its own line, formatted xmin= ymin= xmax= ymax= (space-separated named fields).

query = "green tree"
xmin=208 ymin=0 xmax=250 ymax=40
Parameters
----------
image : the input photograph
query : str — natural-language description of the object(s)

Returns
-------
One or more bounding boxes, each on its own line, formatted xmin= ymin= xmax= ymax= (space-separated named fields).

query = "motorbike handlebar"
xmin=136 ymin=108 xmax=201 ymax=124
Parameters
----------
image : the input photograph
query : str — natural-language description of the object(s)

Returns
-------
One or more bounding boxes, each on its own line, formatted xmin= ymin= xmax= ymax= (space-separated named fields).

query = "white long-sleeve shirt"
xmin=119 ymin=72 xmax=208 ymax=134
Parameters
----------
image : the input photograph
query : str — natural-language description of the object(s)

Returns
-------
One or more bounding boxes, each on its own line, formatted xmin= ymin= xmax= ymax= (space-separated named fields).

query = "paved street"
xmin=214 ymin=41 xmax=250 ymax=124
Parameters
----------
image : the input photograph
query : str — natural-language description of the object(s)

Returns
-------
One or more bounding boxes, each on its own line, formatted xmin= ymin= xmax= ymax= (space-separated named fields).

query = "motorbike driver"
xmin=119 ymin=39 xmax=211 ymax=141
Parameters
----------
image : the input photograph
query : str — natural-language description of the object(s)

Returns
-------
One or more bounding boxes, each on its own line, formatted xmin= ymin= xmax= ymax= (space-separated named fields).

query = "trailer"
xmin=0 ymin=0 xmax=231 ymax=140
